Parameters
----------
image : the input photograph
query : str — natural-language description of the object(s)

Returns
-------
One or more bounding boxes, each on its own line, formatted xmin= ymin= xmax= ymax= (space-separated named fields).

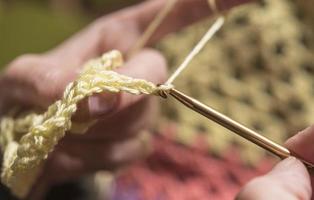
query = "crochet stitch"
xmin=0 ymin=50 xmax=165 ymax=198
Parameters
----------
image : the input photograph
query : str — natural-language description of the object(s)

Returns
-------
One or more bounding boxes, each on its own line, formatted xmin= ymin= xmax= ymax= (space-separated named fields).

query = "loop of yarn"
xmin=155 ymin=84 xmax=174 ymax=98
xmin=0 ymin=50 xmax=170 ymax=198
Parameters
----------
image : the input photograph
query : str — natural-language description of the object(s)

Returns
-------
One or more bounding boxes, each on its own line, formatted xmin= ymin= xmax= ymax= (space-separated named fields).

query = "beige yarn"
xmin=0 ymin=50 xmax=165 ymax=198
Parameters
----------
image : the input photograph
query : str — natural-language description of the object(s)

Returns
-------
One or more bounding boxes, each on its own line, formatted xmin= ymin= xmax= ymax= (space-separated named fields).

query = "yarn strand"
xmin=165 ymin=16 xmax=224 ymax=85
xmin=0 ymin=50 xmax=167 ymax=198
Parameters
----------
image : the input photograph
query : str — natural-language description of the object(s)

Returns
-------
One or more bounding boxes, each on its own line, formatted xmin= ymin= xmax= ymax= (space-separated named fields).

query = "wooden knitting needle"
xmin=161 ymin=87 xmax=314 ymax=169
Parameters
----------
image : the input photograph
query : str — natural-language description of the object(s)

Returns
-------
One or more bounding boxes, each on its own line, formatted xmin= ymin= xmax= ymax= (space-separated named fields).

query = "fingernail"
xmin=88 ymin=93 xmax=118 ymax=118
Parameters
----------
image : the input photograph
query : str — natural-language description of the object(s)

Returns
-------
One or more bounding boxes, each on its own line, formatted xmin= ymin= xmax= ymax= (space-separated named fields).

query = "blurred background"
xmin=0 ymin=0 xmax=314 ymax=200
xmin=0 ymin=0 xmax=141 ymax=68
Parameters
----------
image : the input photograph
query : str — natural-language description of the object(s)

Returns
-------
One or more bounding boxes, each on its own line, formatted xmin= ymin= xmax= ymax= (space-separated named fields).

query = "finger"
xmin=82 ymin=96 xmax=157 ymax=140
xmin=131 ymin=0 xmax=253 ymax=45
xmin=113 ymin=48 xmax=167 ymax=110
xmin=285 ymin=125 xmax=314 ymax=163
xmin=237 ymin=157 xmax=311 ymax=200
xmin=46 ymin=0 xmax=253 ymax=59
xmin=84 ymin=48 xmax=167 ymax=120
xmin=0 ymin=54 xmax=78 ymax=109
xmin=1 ymin=48 xmax=166 ymax=119
xmin=0 ymin=0 xmax=248 ymax=111
xmin=45 ymin=130 xmax=152 ymax=184
xmin=27 ymin=131 xmax=151 ymax=199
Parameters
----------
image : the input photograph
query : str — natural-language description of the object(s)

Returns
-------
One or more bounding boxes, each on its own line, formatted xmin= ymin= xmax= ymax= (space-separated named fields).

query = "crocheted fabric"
xmin=114 ymin=135 xmax=274 ymax=200
xmin=1 ymin=0 xmax=313 ymax=199
xmin=105 ymin=1 xmax=314 ymax=200
xmin=156 ymin=0 xmax=314 ymax=164
xmin=0 ymin=50 xmax=166 ymax=198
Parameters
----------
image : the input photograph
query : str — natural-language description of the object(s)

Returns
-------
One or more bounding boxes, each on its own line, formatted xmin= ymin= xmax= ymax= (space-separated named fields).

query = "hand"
xmin=237 ymin=125 xmax=314 ymax=200
xmin=0 ymin=0 xmax=251 ymax=199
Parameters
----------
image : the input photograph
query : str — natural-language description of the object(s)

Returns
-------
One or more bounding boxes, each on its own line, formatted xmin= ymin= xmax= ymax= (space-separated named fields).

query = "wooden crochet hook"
xmin=160 ymin=87 xmax=314 ymax=169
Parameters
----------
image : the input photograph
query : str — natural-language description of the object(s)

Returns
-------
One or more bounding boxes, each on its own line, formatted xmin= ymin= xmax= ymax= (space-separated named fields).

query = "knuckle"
xmin=36 ymin=67 xmax=62 ymax=101
xmin=6 ymin=54 xmax=41 ymax=77
xmin=36 ymin=66 xmax=76 ymax=102
xmin=4 ymin=53 xmax=70 ymax=104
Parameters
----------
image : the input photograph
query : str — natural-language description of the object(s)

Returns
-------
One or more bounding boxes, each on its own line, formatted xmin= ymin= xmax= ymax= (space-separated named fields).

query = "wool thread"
xmin=0 ymin=50 xmax=170 ymax=198
xmin=0 ymin=2 xmax=225 ymax=197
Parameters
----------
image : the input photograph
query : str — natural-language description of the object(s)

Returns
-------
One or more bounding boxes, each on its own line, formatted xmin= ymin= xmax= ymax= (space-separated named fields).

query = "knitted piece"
xmin=157 ymin=0 xmax=314 ymax=164
xmin=0 ymin=50 xmax=163 ymax=198
xmin=91 ymin=2 xmax=314 ymax=199
xmin=114 ymin=135 xmax=275 ymax=200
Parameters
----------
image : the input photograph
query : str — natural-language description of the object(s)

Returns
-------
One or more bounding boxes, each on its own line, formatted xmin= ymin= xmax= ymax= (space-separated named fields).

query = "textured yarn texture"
xmin=0 ymin=50 xmax=162 ymax=198
xmin=157 ymin=0 xmax=314 ymax=164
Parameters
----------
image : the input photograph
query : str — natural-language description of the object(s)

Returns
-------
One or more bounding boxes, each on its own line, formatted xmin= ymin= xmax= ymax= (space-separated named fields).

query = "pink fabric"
xmin=114 ymin=134 xmax=275 ymax=200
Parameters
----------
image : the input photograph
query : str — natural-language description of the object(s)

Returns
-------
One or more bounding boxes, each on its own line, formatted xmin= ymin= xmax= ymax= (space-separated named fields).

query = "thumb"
xmin=237 ymin=157 xmax=312 ymax=200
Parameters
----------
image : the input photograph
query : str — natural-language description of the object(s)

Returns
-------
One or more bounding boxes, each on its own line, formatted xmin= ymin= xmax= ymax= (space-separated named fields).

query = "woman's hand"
xmin=237 ymin=125 xmax=314 ymax=200
xmin=0 ymin=0 xmax=252 ymax=198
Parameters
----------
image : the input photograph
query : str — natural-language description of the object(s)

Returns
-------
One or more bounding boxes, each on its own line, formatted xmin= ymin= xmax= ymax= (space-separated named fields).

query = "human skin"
xmin=2 ymin=0 xmax=312 ymax=199
xmin=237 ymin=126 xmax=314 ymax=200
